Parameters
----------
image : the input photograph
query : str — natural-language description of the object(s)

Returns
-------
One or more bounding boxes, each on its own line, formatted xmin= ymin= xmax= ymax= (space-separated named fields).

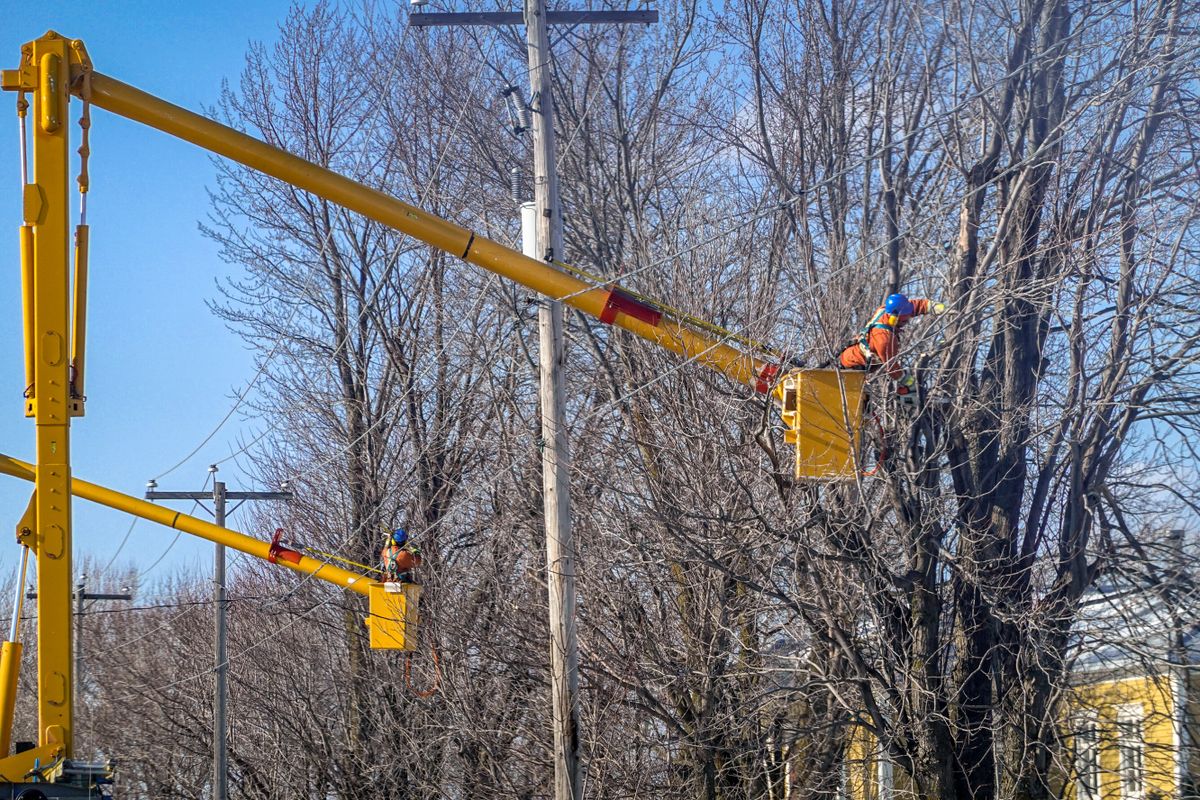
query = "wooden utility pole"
xmin=211 ymin=477 xmax=229 ymax=800
xmin=410 ymin=8 xmax=657 ymax=798
xmin=72 ymin=580 xmax=132 ymax=704
xmin=145 ymin=469 xmax=291 ymax=800
xmin=524 ymin=1 xmax=580 ymax=795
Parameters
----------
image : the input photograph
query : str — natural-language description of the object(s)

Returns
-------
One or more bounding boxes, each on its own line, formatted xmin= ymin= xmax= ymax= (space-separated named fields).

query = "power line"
xmin=103 ymin=0 xmax=1180 ymax=705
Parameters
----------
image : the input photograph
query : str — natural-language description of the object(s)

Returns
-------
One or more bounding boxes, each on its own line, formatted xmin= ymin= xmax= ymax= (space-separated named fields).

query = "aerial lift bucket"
xmin=776 ymin=369 xmax=866 ymax=481
xmin=365 ymin=582 xmax=422 ymax=651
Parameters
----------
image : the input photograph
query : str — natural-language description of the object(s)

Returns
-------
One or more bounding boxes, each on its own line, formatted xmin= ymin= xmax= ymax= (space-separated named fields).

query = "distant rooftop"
xmin=1071 ymin=534 xmax=1198 ymax=675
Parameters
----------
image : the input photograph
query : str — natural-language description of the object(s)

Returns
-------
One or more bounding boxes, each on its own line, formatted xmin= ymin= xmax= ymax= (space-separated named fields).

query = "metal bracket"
xmin=15 ymin=492 xmax=36 ymax=552
xmin=598 ymin=288 xmax=663 ymax=326
xmin=1 ymin=33 xmax=92 ymax=94
xmin=22 ymin=184 xmax=44 ymax=225
xmin=0 ymin=741 xmax=63 ymax=784
xmin=266 ymin=528 xmax=301 ymax=565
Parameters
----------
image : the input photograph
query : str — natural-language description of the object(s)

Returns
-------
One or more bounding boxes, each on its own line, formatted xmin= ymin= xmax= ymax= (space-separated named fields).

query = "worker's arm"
xmin=908 ymin=298 xmax=948 ymax=316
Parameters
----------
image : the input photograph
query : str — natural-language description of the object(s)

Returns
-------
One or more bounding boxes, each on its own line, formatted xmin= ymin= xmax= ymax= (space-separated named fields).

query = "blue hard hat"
xmin=391 ymin=528 xmax=408 ymax=545
xmin=885 ymin=293 xmax=914 ymax=316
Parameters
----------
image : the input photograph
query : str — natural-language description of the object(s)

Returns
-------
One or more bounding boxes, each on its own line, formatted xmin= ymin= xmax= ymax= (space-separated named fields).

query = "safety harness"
xmin=856 ymin=307 xmax=896 ymax=366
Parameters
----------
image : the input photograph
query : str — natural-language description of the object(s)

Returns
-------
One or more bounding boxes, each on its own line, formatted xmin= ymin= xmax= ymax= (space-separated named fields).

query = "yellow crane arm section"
xmin=81 ymin=70 xmax=781 ymax=394
xmin=0 ymin=452 xmax=373 ymax=597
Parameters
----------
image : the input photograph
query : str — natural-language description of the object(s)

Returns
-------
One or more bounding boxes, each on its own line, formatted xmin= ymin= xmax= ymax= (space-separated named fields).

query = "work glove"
xmin=896 ymin=372 xmax=917 ymax=407
xmin=932 ymin=301 xmax=947 ymax=314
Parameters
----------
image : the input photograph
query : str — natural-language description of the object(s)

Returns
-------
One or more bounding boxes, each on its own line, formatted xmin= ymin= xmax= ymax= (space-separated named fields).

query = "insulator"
xmin=510 ymin=167 xmax=523 ymax=203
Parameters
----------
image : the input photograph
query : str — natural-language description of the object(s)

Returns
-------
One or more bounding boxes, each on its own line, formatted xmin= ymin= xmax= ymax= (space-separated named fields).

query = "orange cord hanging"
xmin=405 ymin=641 xmax=442 ymax=698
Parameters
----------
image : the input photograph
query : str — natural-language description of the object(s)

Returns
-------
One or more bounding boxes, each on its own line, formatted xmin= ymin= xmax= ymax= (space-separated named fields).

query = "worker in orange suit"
xmin=380 ymin=528 xmax=421 ymax=583
xmin=838 ymin=293 xmax=945 ymax=404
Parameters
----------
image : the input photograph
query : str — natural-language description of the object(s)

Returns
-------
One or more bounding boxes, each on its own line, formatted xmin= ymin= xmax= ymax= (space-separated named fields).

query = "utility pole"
xmin=73 ymin=579 xmax=131 ymax=704
xmin=145 ymin=467 xmax=291 ymax=800
xmin=212 ymin=476 xmax=228 ymax=800
xmin=411 ymin=8 xmax=655 ymax=799
xmin=524 ymin=2 xmax=580 ymax=796
xmin=74 ymin=581 xmax=83 ymax=698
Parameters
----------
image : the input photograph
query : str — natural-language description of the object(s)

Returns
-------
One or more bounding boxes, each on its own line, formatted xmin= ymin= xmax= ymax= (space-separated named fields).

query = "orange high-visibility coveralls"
xmin=838 ymin=298 xmax=933 ymax=379
xmin=381 ymin=543 xmax=421 ymax=581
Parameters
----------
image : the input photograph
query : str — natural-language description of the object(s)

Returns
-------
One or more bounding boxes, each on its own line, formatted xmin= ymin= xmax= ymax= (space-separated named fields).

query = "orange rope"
xmin=405 ymin=642 xmax=441 ymax=698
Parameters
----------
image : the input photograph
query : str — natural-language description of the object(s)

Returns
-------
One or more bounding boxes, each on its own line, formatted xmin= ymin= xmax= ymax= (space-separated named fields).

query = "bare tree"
xmin=40 ymin=0 xmax=1200 ymax=798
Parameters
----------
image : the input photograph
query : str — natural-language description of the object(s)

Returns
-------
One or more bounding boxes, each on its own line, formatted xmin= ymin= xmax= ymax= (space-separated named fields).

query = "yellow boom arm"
xmin=80 ymin=70 xmax=780 ymax=393
xmin=0 ymin=453 xmax=373 ymax=597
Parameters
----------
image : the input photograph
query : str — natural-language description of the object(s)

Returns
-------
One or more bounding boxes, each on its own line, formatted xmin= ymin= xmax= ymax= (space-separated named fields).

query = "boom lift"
xmin=0 ymin=31 xmax=865 ymax=797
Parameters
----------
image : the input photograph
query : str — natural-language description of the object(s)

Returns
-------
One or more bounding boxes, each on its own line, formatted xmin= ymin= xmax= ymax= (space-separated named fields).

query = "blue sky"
xmin=0 ymin=1 xmax=300 ymax=589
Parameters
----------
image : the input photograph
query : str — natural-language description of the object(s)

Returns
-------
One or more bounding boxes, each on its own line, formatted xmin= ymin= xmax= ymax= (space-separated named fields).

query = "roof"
xmin=1071 ymin=556 xmax=1200 ymax=675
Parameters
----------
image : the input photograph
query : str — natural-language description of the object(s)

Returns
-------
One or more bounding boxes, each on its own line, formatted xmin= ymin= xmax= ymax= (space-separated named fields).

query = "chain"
xmin=76 ymin=69 xmax=91 ymax=224
xmin=16 ymin=91 xmax=28 ymax=187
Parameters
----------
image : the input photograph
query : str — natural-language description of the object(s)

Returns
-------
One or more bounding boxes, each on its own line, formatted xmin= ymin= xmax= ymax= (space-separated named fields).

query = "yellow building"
xmin=1061 ymin=573 xmax=1196 ymax=800
xmin=1063 ymin=674 xmax=1183 ymax=800
xmin=836 ymin=568 xmax=1197 ymax=800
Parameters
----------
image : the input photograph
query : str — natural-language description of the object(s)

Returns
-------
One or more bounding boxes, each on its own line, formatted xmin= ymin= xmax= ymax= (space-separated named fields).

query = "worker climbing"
xmin=838 ymin=293 xmax=946 ymax=405
xmin=380 ymin=527 xmax=421 ymax=583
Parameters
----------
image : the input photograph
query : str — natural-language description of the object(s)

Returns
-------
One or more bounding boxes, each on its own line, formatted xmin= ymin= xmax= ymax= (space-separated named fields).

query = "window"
xmin=1075 ymin=716 xmax=1100 ymax=800
xmin=1116 ymin=703 xmax=1146 ymax=800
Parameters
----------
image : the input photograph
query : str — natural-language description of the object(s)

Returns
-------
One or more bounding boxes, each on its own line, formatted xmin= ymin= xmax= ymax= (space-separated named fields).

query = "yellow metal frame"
xmin=0 ymin=641 xmax=21 ymax=758
xmin=0 ymin=30 xmax=786 ymax=778
xmin=0 ymin=451 xmax=419 ymax=775
xmin=0 ymin=453 xmax=376 ymax=596
xmin=0 ymin=32 xmax=83 ymax=760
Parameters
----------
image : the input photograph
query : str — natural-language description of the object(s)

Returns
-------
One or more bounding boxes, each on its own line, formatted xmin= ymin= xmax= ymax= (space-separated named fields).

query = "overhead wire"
xmin=207 ymin=23 xmax=506 ymax=482
xmin=123 ymin=32 xmax=1057 ymax=615
xmin=233 ymin=22 xmax=774 ymax=546
xmin=190 ymin=18 xmax=753 ymax=523
xmin=109 ymin=593 xmax=338 ymax=704
xmin=542 ymin=30 xmax=1089 ymax=315
xmin=112 ymin=3 xmax=1174 ymax=692
xmin=22 ymin=592 xmax=281 ymax=617
xmin=149 ymin=7 xmax=434 ymax=482
xmin=246 ymin=11 xmax=1072 ymax=564
xmin=347 ymin=36 xmax=1155 ymax=554
xmin=98 ymin=14 xmax=476 ymax=584
xmin=141 ymin=20 xmax=516 ymax=613
xmin=88 ymin=472 xmax=219 ymax=653
xmin=104 ymin=130 xmax=1087 ymax=711
xmin=136 ymin=471 xmax=212 ymax=580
